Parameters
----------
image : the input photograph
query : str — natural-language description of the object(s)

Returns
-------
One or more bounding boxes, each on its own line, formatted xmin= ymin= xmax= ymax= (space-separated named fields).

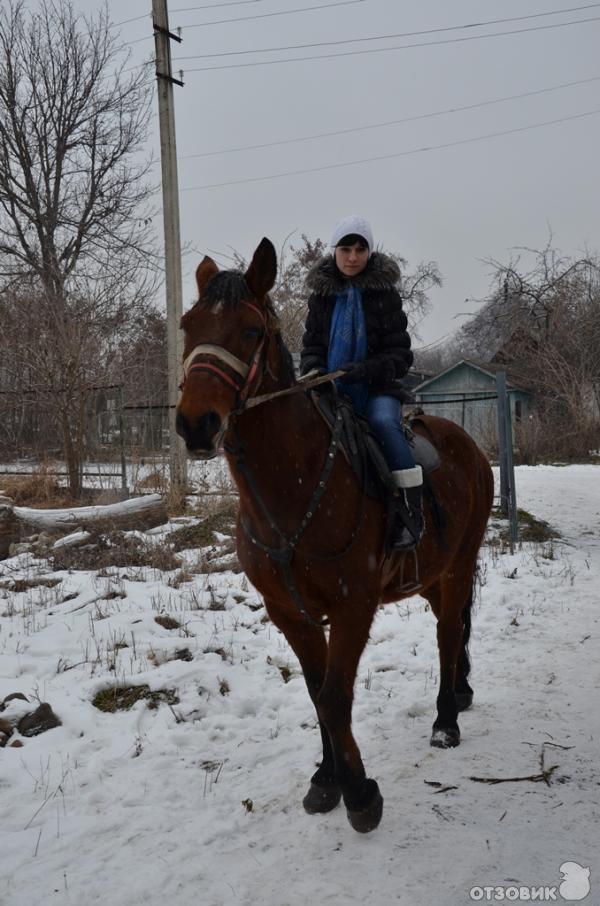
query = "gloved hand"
xmin=301 ymin=367 xmax=333 ymax=394
xmin=339 ymin=361 xmax=369 ymax=383
xmin=340 ymin=358 xmax=395 ymax=384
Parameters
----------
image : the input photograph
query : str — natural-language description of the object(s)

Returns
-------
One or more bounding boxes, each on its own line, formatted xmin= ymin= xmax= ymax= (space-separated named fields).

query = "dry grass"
xmin=489 ymin=506 xmax=560 ymax=546
xmin=135 ymin=470 xmax=168 ymax=493
xmin=154 ymin=614 xmax=181 ymax=630
xmin=0 ymin=466 xmax=125 ymax=508
xmin=1 ymin=467 xmax=70 ymax=507
xmin=50 ymin=531 xmax=181 ymax=572
xmin=167 ymin=500 xmax=237 ymax=552
xmin=92 ymin=684 xmax=179 ymax=713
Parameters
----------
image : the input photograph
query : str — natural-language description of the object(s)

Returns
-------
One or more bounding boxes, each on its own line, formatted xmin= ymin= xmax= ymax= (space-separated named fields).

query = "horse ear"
xmin=244 ymin=238 xmax=277 ymax=298
xmin=195 ymin=256 xmax=219 ymax=296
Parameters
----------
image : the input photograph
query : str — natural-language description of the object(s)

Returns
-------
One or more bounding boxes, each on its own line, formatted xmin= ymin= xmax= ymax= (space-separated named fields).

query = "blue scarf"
xmin=327 ymin=285 xmax=369 ymax=414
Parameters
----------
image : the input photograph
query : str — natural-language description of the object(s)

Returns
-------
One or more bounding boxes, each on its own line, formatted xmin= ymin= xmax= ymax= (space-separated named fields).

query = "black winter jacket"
xmin=300 ymin=252 xmax=413 ymax=396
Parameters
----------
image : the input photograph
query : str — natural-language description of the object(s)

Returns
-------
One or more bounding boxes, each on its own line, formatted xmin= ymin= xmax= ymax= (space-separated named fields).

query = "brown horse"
xmin=176 ymin=238 xmax=494 ymax=833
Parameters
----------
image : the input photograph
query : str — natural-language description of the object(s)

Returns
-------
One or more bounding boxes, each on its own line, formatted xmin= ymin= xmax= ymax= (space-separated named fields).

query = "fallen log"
xmin=0 ymin=503 xmax=16 ymax=559
xmin=0 ymin=494 xmax=168 ymax=559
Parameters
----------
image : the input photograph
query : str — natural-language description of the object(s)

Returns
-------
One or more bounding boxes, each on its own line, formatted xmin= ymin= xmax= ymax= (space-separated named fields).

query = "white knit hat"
xmin=330 ymin=215 xmax=374 ymax=257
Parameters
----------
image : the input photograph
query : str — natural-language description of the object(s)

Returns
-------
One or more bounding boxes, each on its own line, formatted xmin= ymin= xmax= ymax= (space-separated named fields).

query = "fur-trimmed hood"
xmin=306 ymin=251 xmax=401 ymax=297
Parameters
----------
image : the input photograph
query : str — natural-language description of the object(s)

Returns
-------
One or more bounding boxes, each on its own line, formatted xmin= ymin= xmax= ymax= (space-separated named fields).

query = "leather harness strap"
xmin=183 ymin=343 xmax=250 ymax=381
xmin=227 ymin=405 xmax=346 ymax=628
xmin=180 ymin=300 xmax=267 ymax=405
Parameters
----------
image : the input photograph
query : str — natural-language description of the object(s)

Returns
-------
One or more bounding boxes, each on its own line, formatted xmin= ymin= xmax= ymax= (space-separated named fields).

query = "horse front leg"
xmin=263 ymin=599 xmax=341 ymax=814
xmin=316 ymin=611 xmax=384 ymax=833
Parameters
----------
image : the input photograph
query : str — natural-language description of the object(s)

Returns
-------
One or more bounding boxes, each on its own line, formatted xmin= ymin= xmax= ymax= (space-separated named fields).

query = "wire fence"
xmin=0 ymin=375 xmax=520 ymax=545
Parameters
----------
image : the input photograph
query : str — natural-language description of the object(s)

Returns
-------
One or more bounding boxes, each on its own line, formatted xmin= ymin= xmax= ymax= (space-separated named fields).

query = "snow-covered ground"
xmin=1 ymin=466 xmax=598 ymax=906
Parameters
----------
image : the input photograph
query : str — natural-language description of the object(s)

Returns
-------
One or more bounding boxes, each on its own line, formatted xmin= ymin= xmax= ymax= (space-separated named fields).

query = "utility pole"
xmin=152 ymin=0 xmax=187 ymax=491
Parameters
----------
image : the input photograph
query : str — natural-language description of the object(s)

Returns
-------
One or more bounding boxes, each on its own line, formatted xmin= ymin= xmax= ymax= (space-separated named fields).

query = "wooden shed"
xmin=413 ymin=360 xmax=533 ymax=448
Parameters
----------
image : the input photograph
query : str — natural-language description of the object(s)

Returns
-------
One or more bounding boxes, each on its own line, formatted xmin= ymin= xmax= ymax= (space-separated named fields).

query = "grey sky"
xmin=60 ymin=1 xmax=600 ymax=346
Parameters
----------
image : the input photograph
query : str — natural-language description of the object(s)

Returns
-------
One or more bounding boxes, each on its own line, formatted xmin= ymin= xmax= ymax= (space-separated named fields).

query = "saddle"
xmin=311 ymin=390 xmax=440 ymax=501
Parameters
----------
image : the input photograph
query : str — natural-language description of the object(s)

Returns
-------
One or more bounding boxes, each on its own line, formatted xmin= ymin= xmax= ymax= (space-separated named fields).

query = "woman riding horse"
xmin=176 ymin=238 xmax=493 ymax=834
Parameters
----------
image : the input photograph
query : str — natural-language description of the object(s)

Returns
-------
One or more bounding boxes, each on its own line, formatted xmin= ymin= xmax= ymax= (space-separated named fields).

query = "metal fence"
xmin=0 ymin=373 xmax=520 ymax=547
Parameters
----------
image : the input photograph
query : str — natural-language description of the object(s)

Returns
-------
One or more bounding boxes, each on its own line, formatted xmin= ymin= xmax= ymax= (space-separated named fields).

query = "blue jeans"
xmin=365 ymin=395 xmax=415 ymax=470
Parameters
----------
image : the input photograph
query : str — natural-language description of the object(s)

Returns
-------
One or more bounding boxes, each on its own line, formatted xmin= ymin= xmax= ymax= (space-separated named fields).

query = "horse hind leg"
xmin=424 ymin=572 xmax=475 ymax=748
xmin=455 ymin=584 xmax=475 ymax=712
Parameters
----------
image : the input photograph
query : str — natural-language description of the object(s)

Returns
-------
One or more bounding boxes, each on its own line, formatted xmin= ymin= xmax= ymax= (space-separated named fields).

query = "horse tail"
xmin=462 ymin=583 xmax=473 ymax=665
xmin=458 ymin=568 xmax=479 ymax=683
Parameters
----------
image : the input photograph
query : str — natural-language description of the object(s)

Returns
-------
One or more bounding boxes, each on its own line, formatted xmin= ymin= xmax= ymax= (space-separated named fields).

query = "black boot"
xmin=391 ymin=485 xmax=424 ymax=551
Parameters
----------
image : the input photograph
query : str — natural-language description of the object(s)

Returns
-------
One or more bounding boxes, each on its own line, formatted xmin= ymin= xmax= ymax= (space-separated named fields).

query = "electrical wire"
xmin=175 ymin=74 xmax=600 ymax=160
xmin=128 ymin=0 xmax=364 ymax=45
xmin=112 ymin=14 xmax=150 ymax=28
xmin=172 ymin=1 xmax=262 ymax=12
xmin=173 ymin=2 xmax=600 ymax=60
xmin=113 ymin=0 xmax=262 ymax=27
xmin=179 ymin=107 xmax=600 ymax=191
xmin=182 ymin=0 xmax=364 ymax=28
xmin=184 ymin=15 xmax=600 ymax=71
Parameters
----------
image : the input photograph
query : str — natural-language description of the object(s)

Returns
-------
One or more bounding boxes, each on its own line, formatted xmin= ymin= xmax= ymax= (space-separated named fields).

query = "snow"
xmin=1 ymin=465 xmax=598 ymax=906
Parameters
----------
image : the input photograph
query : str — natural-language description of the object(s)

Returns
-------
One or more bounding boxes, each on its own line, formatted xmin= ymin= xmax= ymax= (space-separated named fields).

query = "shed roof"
xmin=415 ymin=359 xmax=533 ymax=394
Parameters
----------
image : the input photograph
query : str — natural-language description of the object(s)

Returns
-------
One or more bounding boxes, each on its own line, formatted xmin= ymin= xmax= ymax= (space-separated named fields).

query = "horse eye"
xmin=243 ymin=327 xmax=263 ymax=341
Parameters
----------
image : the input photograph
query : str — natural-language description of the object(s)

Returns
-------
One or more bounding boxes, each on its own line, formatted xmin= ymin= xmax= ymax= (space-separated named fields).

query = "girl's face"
xmin=335 ymin=242 xmax=369 ymax=277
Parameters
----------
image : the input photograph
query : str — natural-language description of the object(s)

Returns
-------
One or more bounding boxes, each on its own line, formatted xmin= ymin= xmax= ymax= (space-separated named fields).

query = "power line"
xmin=175 ymin=74 xmax=600 ymax=160
xmin=113 ymin=0 xmax=262 ymax=27
xmin=173 ymin=2 xmax=600 ymax=60
xmin=184 ymin=14 xmax=600 ymax=71
xmin=180 ymin=107 xmax=600 ymax=190
xmin=182 ymin=0 xmax=364 ymax=28
xmin=129 ymin=0 xmax=364 ymax=45
xmin=172 ymin=0 xmax=262 ymax=11
xmin=112 ymin=14 xmax=151 ymax=28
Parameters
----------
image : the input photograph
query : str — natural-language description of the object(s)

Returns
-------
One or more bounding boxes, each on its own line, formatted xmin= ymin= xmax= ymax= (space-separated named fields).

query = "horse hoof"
xmin=455 ymin=691 xmax=473 ymax=711
xmin=346 ymin=781 xmax=384 ymax=833
xmin=303 ymin=782 xmax=342 ymax=814
xmin=430 ymin=726 xmax=460 ymax=748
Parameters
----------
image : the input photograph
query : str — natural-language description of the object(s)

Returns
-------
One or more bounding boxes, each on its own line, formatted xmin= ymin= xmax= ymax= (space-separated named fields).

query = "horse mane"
xmin=272 ymin=325 xmax=297 ymax=384
xmin=202 ymin=271 xmax=249 ymax=310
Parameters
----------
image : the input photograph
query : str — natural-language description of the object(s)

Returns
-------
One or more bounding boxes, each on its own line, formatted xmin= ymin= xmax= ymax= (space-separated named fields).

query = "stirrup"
xmin=391 ymin=524 xmax=420 ymax=552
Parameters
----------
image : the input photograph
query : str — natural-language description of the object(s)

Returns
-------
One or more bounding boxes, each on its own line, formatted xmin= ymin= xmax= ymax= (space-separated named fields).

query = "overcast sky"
xmin=65 ymin=1 xmax=600 ymax=346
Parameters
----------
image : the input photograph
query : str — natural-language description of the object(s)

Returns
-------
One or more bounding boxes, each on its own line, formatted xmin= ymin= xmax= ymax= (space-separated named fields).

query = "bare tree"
xmin=271 ymin=234 xmax=327 ymax=350
xmin=0 ymin=0 xmax=158 ymax=494
xmin=454 ymin=241 xmax=600 ymax=459
xmin=392 ymin=254 xmax=441 ymax=340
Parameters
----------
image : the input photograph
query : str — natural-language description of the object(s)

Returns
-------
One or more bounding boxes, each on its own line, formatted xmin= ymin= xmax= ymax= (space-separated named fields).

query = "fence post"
xmin=495 ymin=371 xmax=519 ymax=551
xmin=118 ymin=385 xmax=129 ymax=499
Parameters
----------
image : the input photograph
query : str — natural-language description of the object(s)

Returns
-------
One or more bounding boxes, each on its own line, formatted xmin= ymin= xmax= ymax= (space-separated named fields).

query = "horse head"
xmin=176 ymin=237 xmax=277 ymax=458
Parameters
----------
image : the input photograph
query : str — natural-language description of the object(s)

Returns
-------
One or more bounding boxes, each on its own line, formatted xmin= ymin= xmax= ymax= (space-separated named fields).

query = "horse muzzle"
xmin=175 ymin=409 xmax=224 ymax=459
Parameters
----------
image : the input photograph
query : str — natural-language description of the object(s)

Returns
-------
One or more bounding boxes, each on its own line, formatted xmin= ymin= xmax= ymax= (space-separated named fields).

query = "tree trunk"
xmin=61 ymin=409 xmax=82 ymax=498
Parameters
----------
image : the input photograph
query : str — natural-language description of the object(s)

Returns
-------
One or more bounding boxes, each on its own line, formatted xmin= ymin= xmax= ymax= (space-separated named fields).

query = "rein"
xmin=244 ymin=368 xmax=347 ymax=409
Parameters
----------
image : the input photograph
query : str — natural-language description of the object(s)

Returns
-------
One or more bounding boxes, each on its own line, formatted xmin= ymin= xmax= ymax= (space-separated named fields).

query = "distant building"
xmin=413 ymin=360 xmax=533 ymax=448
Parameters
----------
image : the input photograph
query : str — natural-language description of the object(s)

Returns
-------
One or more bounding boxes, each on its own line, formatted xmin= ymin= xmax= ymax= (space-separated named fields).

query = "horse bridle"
xmin=179 ymin=299 xmax=268 ymax=411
